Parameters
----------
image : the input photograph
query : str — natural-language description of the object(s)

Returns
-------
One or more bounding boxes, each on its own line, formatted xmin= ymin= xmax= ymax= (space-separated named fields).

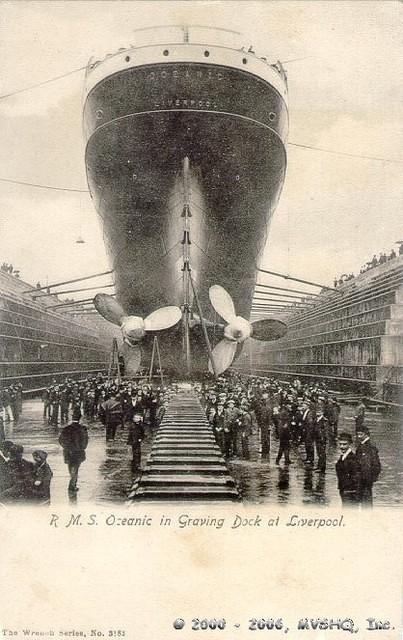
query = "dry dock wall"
xmin=239 ymin=257 xmax=403 ymax=400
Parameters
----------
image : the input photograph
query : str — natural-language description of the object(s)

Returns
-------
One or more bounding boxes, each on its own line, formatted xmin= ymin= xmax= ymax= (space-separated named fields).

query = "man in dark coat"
xmin=335 ymin=432 xmax=359 ymax=505
xmin=238 ymin=407 xmax=253 ymax=460
xmin=58 ymin=408 xmax=88 ymax=493
xmin=301 ymin=401 xmax=315 ymax=465
xmin=327 ymin=397 xmax=341 ymax=438
xmin=127 ymin=412 xmax=145 ymax=472
xmin=255 ymin=393 xmax=272 ymax=458
xmin=276 ymin=408 xmax=292 ymax=465
xmin=60 ymin=385 xmax=71 ymax=423
xmin=49 ymin=386 xmax=61 ymax=426
xmin=355 ymin=427 xmax=381 ymax=507
xmin=212 ymin=401 xmax=225 ymax=452
xmin=99 ymin=392 xmax=124 ymax=441
xmin=313 ymin=409 xmax=328 ymax=473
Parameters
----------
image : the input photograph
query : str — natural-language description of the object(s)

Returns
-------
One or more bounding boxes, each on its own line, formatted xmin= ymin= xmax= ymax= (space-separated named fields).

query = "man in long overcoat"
xmin=58 ymin=408 xmax=88 ymax=493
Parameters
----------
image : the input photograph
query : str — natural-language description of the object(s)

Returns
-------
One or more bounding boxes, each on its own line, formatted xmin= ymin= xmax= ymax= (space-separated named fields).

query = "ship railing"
xmin=85 ymin=25 xmax=286 ymax=81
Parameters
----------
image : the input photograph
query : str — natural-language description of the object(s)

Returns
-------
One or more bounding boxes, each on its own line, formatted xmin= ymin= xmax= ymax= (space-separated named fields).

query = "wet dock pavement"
xmin=3 ymin=399 xmax=152 ymax=505
xmin=2 ymin=398 xmax=402 ymax=507
xmin=227 ymin=405 xmax=402 ymax=507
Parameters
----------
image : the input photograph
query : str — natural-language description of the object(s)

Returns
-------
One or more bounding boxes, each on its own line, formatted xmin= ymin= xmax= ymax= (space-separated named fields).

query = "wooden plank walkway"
xmin=130 ymin=389 xmax=239 ymax=501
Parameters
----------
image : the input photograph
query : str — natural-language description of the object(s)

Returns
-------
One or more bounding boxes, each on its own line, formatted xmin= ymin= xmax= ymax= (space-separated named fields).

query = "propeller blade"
xmin=251 ymin=319 xmax=287 ymax=341
xmin=144 ymin=306 xmax=181 ymax=331
xmin=208 ymin=338 xmax=237 ymax=375
xmin=121 ymin=342 xmax=142 ymax=376
xmin=209 ymin=285 xmax=236 ymax=323
xmin=94 ymin=294 xmax=125 ymax=326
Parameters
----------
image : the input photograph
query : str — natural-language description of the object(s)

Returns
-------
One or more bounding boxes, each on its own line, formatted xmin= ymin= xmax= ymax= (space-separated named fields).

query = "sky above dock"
xmin=0 ymin=1 xmax=402 ymax=294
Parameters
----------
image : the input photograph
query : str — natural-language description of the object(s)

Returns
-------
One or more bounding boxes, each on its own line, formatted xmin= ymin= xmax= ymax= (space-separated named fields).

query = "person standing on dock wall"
xmin=355 ymin=427 xmax=381 ymax=507
xmin=58 ymin=408 xmax=88 ymax=494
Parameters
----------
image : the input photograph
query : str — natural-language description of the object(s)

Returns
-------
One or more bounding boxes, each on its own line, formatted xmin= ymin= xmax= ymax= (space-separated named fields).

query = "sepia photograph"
xmin=0 ymin=0 xmax=402 ymax=511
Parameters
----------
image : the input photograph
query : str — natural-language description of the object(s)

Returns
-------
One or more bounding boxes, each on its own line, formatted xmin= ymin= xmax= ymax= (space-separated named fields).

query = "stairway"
xmin=130 ymin=389 xmax=239 ymax=501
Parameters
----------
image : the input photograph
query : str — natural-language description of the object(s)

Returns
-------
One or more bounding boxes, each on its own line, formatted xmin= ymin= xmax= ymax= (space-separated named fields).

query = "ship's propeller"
xmin=208 ymin=285 xmax=287 ymax=375
xmin=94 ymin=294 xmax=181 ymax=374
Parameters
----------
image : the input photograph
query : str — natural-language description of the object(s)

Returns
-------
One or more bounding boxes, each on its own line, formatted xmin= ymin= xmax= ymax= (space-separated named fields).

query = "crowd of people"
xmin=334 ymin=242 xmax=403 ymax=287
xmin=0 ymin=374 xmax=175 ymax=504
xmin=198 ymin=374 xmax=381 ymax=506
xmin=0 ymin=372 xmax=383 ymax=507
xmin=1 ymin=262 xmax=20 ymax=278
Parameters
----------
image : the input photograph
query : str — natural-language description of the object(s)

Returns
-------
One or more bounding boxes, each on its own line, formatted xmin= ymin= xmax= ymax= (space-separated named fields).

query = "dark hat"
xmin=33 ymin=449 xmax=48 ymax=462
xmin=338 ymin=431 xmax=353 ymax=443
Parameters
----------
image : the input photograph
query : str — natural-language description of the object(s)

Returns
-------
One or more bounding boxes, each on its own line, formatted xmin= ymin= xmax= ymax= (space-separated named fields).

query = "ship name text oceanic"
xmin=147 ymin=68 xmax=225 ymax=82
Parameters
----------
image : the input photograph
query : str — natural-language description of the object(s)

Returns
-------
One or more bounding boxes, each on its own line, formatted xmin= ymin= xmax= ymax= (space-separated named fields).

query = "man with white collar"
xmin=355 ymin=427 xmax=381 ymax=507
xmin=335 ymin=432 xmax=359 ymax=505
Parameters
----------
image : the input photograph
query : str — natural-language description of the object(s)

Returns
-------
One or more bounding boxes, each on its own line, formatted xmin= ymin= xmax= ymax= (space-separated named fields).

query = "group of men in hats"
xmin=1 ymin=375 xmax=175 ymax=502
xmin=200 ymin=373 xmax=382 ymax=506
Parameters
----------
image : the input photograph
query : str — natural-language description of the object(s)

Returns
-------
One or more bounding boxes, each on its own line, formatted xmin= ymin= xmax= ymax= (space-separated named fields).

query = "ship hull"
xmin=84 ymin=60 xmax=288 ymax=371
